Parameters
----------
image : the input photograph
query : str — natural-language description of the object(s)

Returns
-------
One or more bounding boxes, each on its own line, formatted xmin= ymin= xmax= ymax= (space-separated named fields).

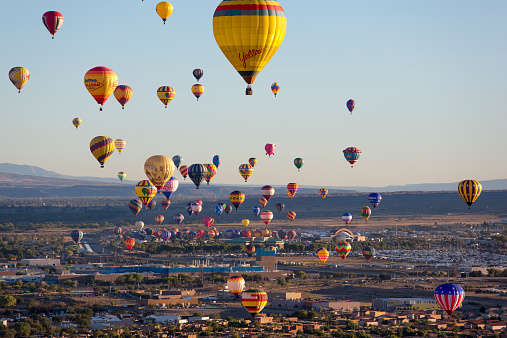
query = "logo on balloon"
xmin=84 ymin=79 xmax=103 ymax=91
xmin=239 ymin=49 xmax=264 ymax=68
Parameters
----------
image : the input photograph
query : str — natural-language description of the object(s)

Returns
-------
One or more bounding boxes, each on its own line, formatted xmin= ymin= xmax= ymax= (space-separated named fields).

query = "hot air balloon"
xmin=246 ymin=244 xmax=256 ymax=257
xmin=84 ymin=67 xmax=118 ymax=110
xmin=319 ymin=188 xmax=328 ymax=199
xmin=72 ymin=118 xmax=82 ymax=130
xmin=361 ymin=206 xmax=371 ymax=221
xmin=144 ymin=155 xmax=175 ymax=191
xmin=42 ymin=11 xmax=64 ymax=39
xmin=343 ymin=147 xmax=362 ymax=168
xmin=179 ymin=165 xmax=189 ymax=180
xmin=175 ymin=214 xmax=184 ymax=225
xmin=188 ymin=164 xmax=207 ymax=189
xmin=125 ymin=237 xmax=135 ymax=251
xmin=115 ymin=227 xmax=122 ymax=236
xmin=191 ymin=203 xmax=202 ymax=215
xmin=265 ymin=143 xmax=276 ymax=157
xmin=346 ymin=99 xmax=355 ymax=114
xmin=368 ymin=193 xmax=382 ymax=209
xmin=242 ymin=230 xmax=251 ymax=238
xmin=287 ymin=183 xmax=298 ymax=200
xmin=209 ymin=155 xmax=220 ymax=169
xmin=252 ymin=206 xmax=261 ymax=217
xmin=160 ymin=231 xmax=171 ymax=241
xmin=113 ymin=85 xmax=133 ymax=109
xmin=148 ymin=200 xmax=156 ymax=211
xmin=229 ymin=191 xmax=245 ymax=211
xmin=342 ymin=213 xmax=352 ymax=224
xmin=160 ymin=176 xmax=179 ymax=199
xmin=136 ymin=221 xmax=144 ymax=230
xmin=224 ymin=206 xmax=233 ymax=215
xmin=161 ymin=199 xmax=171 ymax=210
xmin=204 ymin=163 xmax=217 ymax=185
xmin=239 ymin=164 xmax=254 ymax=182
xmin=262 ymin=228 xmax=271 ymax=237
xmin=278 ymin=230 xmax=287 ymax=240
xmin=213 ymin=0 xmax=287 ymax=95
xmin=156 ymin=2 xmax=173 ymax=24
xmin=90 ymin=136 xmax=114 ymax=168
xmin=271 ymin=82 xmax=280 ymax=97
xmin=458 ymin=180 xmax=482 ymax=209
xmin=287 ymin=230 xmax=297 ymax=239
xmin=118 ymin=172 xmax=126 ymax=182
xmin=129 ymin=199 xmax=143 ymax=216
xmin=253 ymin=229 xmax=262 ymax=238
xmin=70 ymin=230 xmax=83 ymax=245
xmin=362 ymin=246 xmax=375 ymax=261
xmin=294 ymin=158 xmax=304 ymax=172
xmin=194 ymin=200 xmax=203 ymax=206
xmin=216 ymin=205 xmax=224 ymax=217
xmin=258 ymin=198 xmax=268 ymax=208
xmin=249 ymin=158 xmax=257 ymax=167
xmin=260 ymin=211 xmax=273 ymax=225
xmin=135 ymin=180 xmax=157 ymax=207
xmin=155 ymin=215 xmax=164 ymax=224
xmin=157 ymin=86 xmax=175 ymax=107
xmin=227 ymin=276 xmax=245 ymax=298
xmin=241 ymin=290 xmax=268 ymax=318
xmin=193 ymin=69 xmax=203 ymax=82
xmin=202 ymin=217 xmax=214 ymax=228
xmin=434 ymin=284 xmax=465 ymax=316
xmin=242 ymin=219 xmax=250 ymax=227
xmin=191 ymin=84 xmax=204 ymax=101
xmin=287 ymin=211 xmax=296 ymax=222
xmin=172 ymin=155 xmax=182 ymax=169
xmin=335 ymin=242 xmax=351 ymax=260
xmin=316 ymin=247 xmax=329 ymax=264
xmin=276 ymin=203 xmax=285 ymax=214
xmin=114 ymin=139 xmax=126 ymax=154
xmin=9 ymin=67 xmax=30 ymax=93
xmin=260 ymin=185 xmax=275 ymax=201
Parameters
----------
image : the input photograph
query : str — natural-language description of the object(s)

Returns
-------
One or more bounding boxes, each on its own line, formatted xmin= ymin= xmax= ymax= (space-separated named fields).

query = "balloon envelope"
xmin=70 ymin=230 xmax=83 ymax=245
xmin=9 ymin=67 xmax=30 ymax=93
xmin=319 ymin=188 xmax=328 ymax=199
xmin=90 ymin=136 xmax=114 ymax=168
xmin=241 ymin=290 xmax=268 ymax=318
xmin=242 ymin=219 xmax=249 ymax=227
xmin=172 ymin=155 xmax=182 ymax=169
xmin=72 ymin=118 xmax=82 ymax=129
xmin=368 ymin=193 xmax=382 ymax=209
xmin=191 ymin=84 xmax=204 ymax=101
xmin=458 ymin=180 xmax=482 ymax=209
xmin=361 ymin=206 xmax=371 ymax=221
xmin=188 ymin=164 xmax=207 ymax=189
xmin=114 ymin=85 xmax=133 ymax=109
xmin=229 ymin=191 xmax=245 ymax=211
xmin=335 ymin=242 xmax=351 ymax=260
xmin=118 ymin=172 xmax=126 ymax=182
xmin=434 ymin=284 xmax=465 ymax=316
xmin=84 ymin=67 xmax=118 ymax=110
xmin=157 ymin=86 xmax=175 ymax=107
xmin=260 ymin=211 xmax=273 ymax=225
xmin=160 ymin=176 xmax=179 ymax=199
xmin=261 ymin=185 xmax=275 ymax=201
xmin=316 ymin=247 xmax=329 ymax=264
xmin=129 ymin=199 xmax=143 ymax=216
xmin=271 ymin=82 xmax=280 ymax=96
xmin=249 ymin=158 xmax=257 ymax=167
xmin=252 ymin=206 xmax=261 ymax=217
xmin=287 ymin=183 xmax=298 ymax=199
xmin=227 ymin=276 xmax=245 ymax=298
xmin=42 ymin=11 xmax=64 ymax=38
xmin=156 ymin=2 xmax=174 ymax=23
xmin=114 ymin=139 xmax=126 ymax=154
xmin=135 ymin=180 xmax=157 ymax=207
xmin=276 ymin=203 xmax=285 ymax=214
xmin=265 ymin=143 xmax=276 ymax=157
xmin=346 ymin=99 xmax=355 ymax=114
xmin=343 ymin=147 xmax=362 ymax=167
xmin=144 ymin=155 xmax=175 ymax=190
xmin=193 ymin=69 xmax=203 ymax=81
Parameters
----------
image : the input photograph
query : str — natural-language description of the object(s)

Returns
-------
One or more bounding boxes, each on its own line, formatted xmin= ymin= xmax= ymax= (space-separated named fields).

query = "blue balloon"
xmin=213 ymin=155 xmax=220 ymax=168
xmin=216 ymin=205 xmax=224 ymax=217
xmin=368 ymin=193 xmax=382 ymax=209
xmin=252 ymin=206 xmax=261 ymax=217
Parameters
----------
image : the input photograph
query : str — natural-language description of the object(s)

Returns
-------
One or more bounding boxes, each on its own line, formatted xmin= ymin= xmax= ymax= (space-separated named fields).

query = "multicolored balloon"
xmin=157 ymin=86 xmax=175 ymax=107
xmin=246 ymin=244 xmax=256 ymax=257
xmin=434 ymin=284 xmax=465 ymax=316
xmin=261 ymin=185 xmax=275 ymax=201
xmin=249 ymin=158 xmax=257 ymax=167
xmin=361 ymin=206 xmax=371 ymax=221
xmin=193 ymin=69 xmax=203 ymax=82
xmin=239 ymin=164 xmax=254 ymax=182
xmin=335 ymin=242 xmax=351 ymax=260
xmin=115 ymin=227 xmax=122 ymax=235
xmin=129 ymin=199 xmax=143 ymax=216
xmin=241 ymin=290 xmax=268 ymax=318
xmin=118 ymin=172 xmax=126 ymax=182
xmin=287 ymin=230 xmax=297 ymax=239
xmin=70 ymin=230 xmax=83 ymax=245
xmin=84 ymin=67 xmax=118 ymax=111
xmin=216 ymin=204 xmax=224 ymax=217
xmin=174 ymin=214 xmax=184 ymax=225
xmin=229 ymin=191 xmax=245 ymax=211
xmin=227 ymin=276 xmax=245 ymax=298
xmin=265 ymin=143 xmax=276 ymax=157
xmin=114 ymin=139 xmax=126 ymax=154
xmin=135 ymin=180 xmax=157 ymax=207
xmin=258 ymin=198 xmax=268 ymax=208
xmin=294 ymin=158 xmax=304 ymax=172
xmin=202 ymin=216 xmax=214 ymax=228
xmin=212 ymin=155 xmax=220 ymax=168
xmin=362 ymin=246 xmax=375 ymax=261
xmin=346 ymin=99 xmax=355 ymax=114
xmin=72 ymin=117 xmax=82 ymax=130
xmin=160 ymin=176 xmax=179 ymax=199
xmin=172 ymin=155 xmax=182 ymax=169
xmin=213 ymin=0 xmax=287 ymax=95
xmin=286 ymin=211 xmax=296 ymax=222
xmin=343 ymin=147 xmax=362 ymax=168
xmin=42 ymin=11 xmax=64 ymax=39
xmin=287 ymin=183 xmax=298 ymax=200
xmin=260 ymin=210 xmax=273 ymax=225
xmin=319 ymin=188 xmax=328 ymax=199
xmin=156 ymin=2 xmax=174 ymax=24
xmin=114 ymin=85 xmax=133 ymax=109
xmin=191 ymin=203 xmax=202 ymax=215
xmin=9 ymin=67 xmax=30 ymax=93
xmin=276 ymin=202 xmax=285 ymax=214
xmin=204 ymin=163 xmax=217 ymax=185
xmin=368 ymin=193 xmax=382 ymax=209
xmin=458 ymin=180 xmax=482 ymax=209
xmin=188 ymin=164 xmax=207 ymax=189
xmin=191 ymin=84 xmax=204 ymax=101
xmin=252 ymin=206 xmax=261 ymax=217
xmin=160 ymin=231 xmax=171 ymax=241
xmin=342 ymin=213 xmax=352 ymax=224
xmin=316 ymin=247 xmax=329 ymax=264
xmin=161 ymin=199 xmax=171 ymax=210
xmin=271 ymin=82 xmax=280 ymax=97
xmin=144 ymin=155 xmax=175 ymax=191
xmin=125 ymin=237 xmax=135 ymax=251
xmin=224 ymin=205 xmax=233 ymax=215
xmin=179 ymin=165 xmax=189 ymax=180
xmin=90 ymin=136 xmax=115 ymax=168
xmin=155 ymin=215 xmax=165 ymax=224
xmin=148 ymin=199 xmax=156 ymax=211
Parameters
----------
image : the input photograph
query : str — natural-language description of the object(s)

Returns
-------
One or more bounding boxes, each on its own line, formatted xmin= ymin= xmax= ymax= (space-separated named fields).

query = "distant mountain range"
xmin=0 ymin=163 xmax=505 ymax=198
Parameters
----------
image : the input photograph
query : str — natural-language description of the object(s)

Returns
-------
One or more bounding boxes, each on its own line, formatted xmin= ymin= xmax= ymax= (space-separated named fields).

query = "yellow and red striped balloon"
xmin=258 ymin=198 xmax=268 ymax=208
xmin=287 ymin=211 xmax=296 ymax=222
xmin=84 ymin=67 xmax=118 ymax=111
xmin=179 ymin=165 xmax=189 ymax=180
xmin=191 ymin=84 xmax=204 ymax=101
xmin=241 ymin=289 xmax=268 ymax=318
xmin=239 ymin=164 xmax=254 ymax=182
xmin=287 ymin=183 xmax=298 ymax=199
xmin=319 ymin=188 xmax=328 ymax=199
xmin=114 ymin=139 xmax=126 ymax=154
xmin=316 ymin=247 xmax=329 ymax=264
xmin=135 ymin=180 xmax=157 ymax=207
xmin=114 ymin=85 xmax=133 ymax=109
xmin=90 ymin=136 xmax=115 ymax=168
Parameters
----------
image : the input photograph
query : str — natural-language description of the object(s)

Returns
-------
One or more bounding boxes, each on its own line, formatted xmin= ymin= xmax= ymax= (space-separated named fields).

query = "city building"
xmin=372 ymin=298 xmax=439 ymax=311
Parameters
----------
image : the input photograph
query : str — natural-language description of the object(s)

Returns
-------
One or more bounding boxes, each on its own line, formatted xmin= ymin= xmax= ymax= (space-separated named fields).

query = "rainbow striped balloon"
xmin=335 ymin=241 xmax=352 ymax=260
xmin=241 ymin=290 xmax=268 ymax=318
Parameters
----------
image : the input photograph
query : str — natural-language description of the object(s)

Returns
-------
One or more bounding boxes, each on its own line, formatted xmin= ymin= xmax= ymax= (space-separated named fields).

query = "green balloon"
xmin=294 ymin=158 xmax=304 ymax=171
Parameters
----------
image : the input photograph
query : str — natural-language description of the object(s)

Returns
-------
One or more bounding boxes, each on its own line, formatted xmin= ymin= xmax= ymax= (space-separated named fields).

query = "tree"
xmin=0 ymin=295 xmax=17 ymax=307
xmin=14 ymin=322 xmax=31 ymax=337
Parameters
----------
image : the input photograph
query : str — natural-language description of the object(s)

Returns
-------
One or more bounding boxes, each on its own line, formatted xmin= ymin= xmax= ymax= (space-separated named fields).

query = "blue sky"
xmin=1 ymin=1 xmax=506 ymax=188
